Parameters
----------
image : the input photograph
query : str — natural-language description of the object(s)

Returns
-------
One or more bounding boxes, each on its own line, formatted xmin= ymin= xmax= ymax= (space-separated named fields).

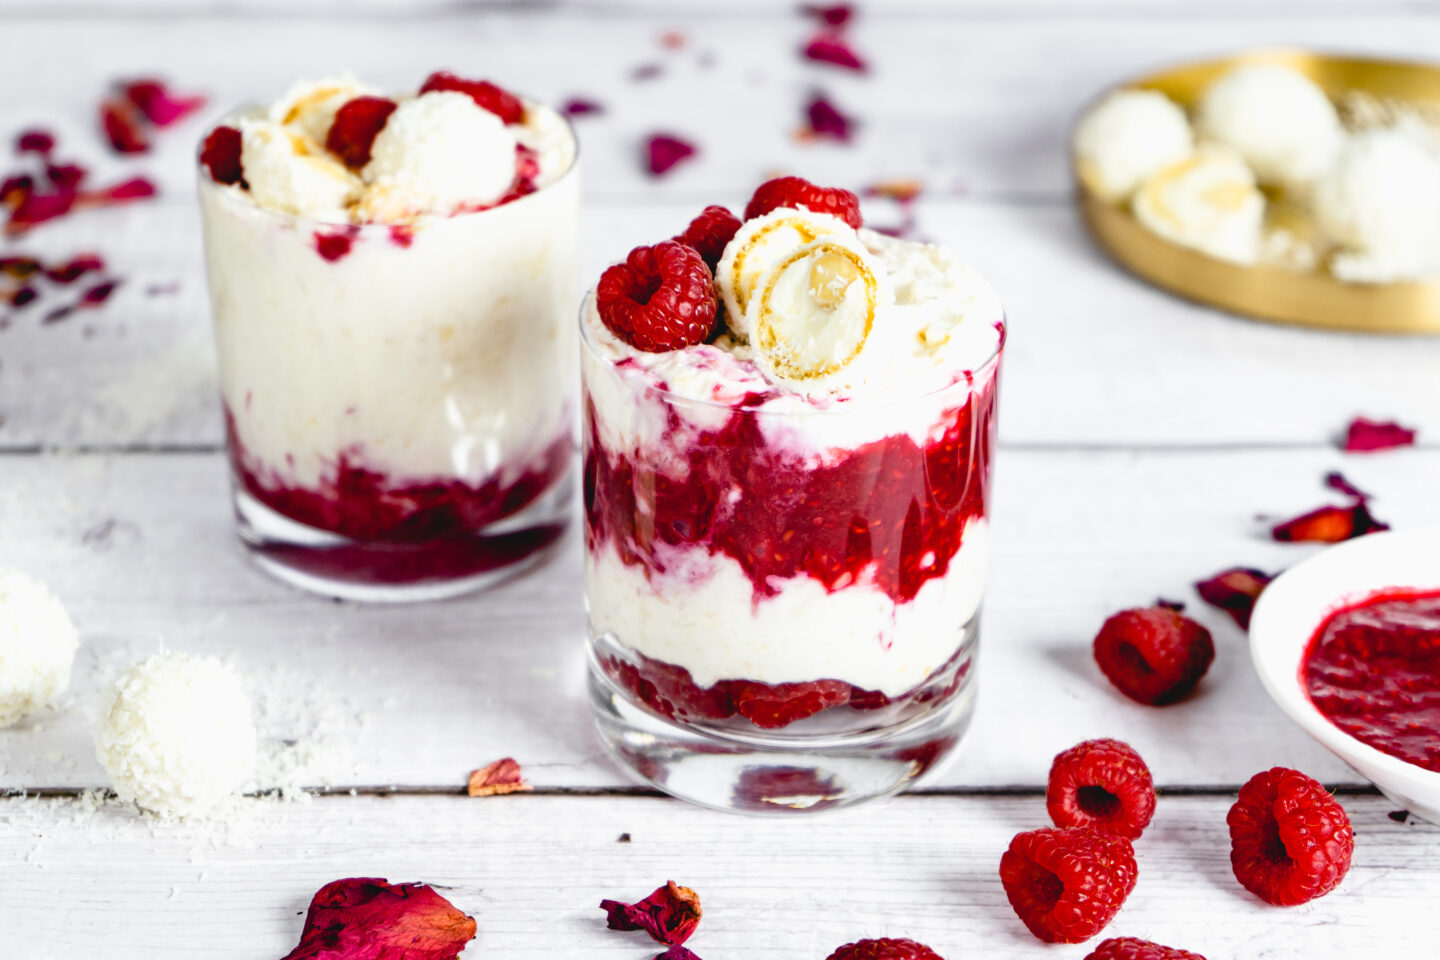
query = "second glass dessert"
xmin=583 ymin=181 xmax=1005 ymax=812
xmin=197 ymin=72 xmax=578 ymax=601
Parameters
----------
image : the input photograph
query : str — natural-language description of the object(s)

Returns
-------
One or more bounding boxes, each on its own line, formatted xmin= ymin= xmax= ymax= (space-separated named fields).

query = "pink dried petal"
xmin=101 ymin=98 xmax=150 ymax=154
xmin=11 ymin=286 xmax=37 ymax=309
xmin=1342 ymin=417 xmax=1416 ymax=453
xmin=2 ymin=174 xmax=35 ymax=206
xmin=16 ymin=130 xmax=54 ymax=154
xmin=6 ymin=190 xmax=78 ymax=234
xmin=466 ymin=757 xmax=531 ymax=796
xmin=1271 ymin=503 xmax=1389 ymax=543
xmin=80 ymin=279 xmax=119 ymax=306
xmin=1324 ymin=471 xmax=1371 ymax=501
xmin=645 ymin=134 xmax=697 ymax=177
xmin=803 ymin=91 xmax=855 ymax=142
xmin=600 ymin=881 xmax=702 ymax=946
xmin=632 ymin=63 xmax=664 ymax=82
xmin=46 ymin=163 xmax=87 ymax=190
xmin=46 ymin=253 xmax=105 ymax=284
xmin=803 ymin=33 xmax=867 ymax=72
xmin=280 ymin=878 xmax=477 ymax=960
xmin=803 ymin=3 xmax=854 ymax=26
xmin=655 ymin=948 xmax=704 ymax=960
xmin=660 ymin=30 xmax=687 ymax=50
xmin=1195 ymin=567 xmax=1273 ymax=629
xmin=122 ymin=79 xmax=207 ymax=127
xmin=865 ymin=178 xmax=924 ymax=203
xmin=562 ymin=97 xmax=605 ymax=117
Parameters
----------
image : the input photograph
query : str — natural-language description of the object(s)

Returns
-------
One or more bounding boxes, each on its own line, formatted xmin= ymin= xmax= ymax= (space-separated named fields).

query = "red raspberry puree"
xmin=1304 ymin=588 xmax=1440 ymax=772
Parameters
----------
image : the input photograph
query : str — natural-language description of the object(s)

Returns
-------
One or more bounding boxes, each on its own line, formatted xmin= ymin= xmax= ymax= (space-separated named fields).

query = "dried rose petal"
xmin=11 ymin=286 xmax=37 ymax=309
xmin=1195 ymin=568 xmax=1273 ymax=629
xmin=467 ymin=757 xmax=531 ymax=797
xmin=803 ymin=33 xmax=867 ymax=72
xmin=803 ymin=3 xmax=854 ymax=26
xmin=80 ymin=279 xmax=119 ymax=306
xmin=80 ymin=176 xmax=155 ymax=207
xmin=632 ymin=63 xmax=664 ymax=82
xmin=865 ymin=178 xmax=924 ymax=203
xmin=1271 ymin=503 xmax=1388 ymax=543
xmin=327 ymin=96 xmax=399 ymax=169
xmin=46 ymin=163 xmax=86 ymax=190
xmin=562 ymin=97 xmax=605 ymax=118
xmin=660 ymin=30 xmax=687 ymax=50
xmin=122 ymin=79 xmax=207 ymax=127
xmin=6 ymin=191 xmax=77 ymax=234
xmin=655 ymin=948 xmax=704 ymax=960
xmin=645 ymin=134 xmax=697 ymax=177
xmin=280 ymin=878 xmax=477 ymax=960
xmin=0 ymin=256 xmax=42 ymax=279
xmin=46 ymin=253 xmax=105 ymax=284
xmin=803 ymin=92 xmax=855 ymax=142
xmin=101 ymin=98 xmax=150 ymax=154
xmin=600 ymin=881 xmax=702 ymax=946
xmin=1325 ymin=471 xmax=1371 ymax=500
xmin=1342 ymin=417 xmax=1416 ymax=453
xmin=16 ymin=130 xmax=54 ymax=155
xmin=1157 ymin=598 xmax=1186 ymax=612
xmin=1 ymin=174 xmax=34 ymax=207
xmin=200 ymin=126 xmax=245 ymax=186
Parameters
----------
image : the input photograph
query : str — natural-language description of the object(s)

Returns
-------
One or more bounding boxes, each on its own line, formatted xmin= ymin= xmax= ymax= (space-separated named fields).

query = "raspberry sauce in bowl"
xmin=1249 ymin=528 xmax=1440 ymax=824
xmin=1304 ymin=589 xmax=1440 ymax=773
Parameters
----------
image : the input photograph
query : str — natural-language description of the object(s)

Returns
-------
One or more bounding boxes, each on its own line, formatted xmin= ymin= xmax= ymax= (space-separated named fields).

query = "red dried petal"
xmin=865 ymin=179 xmax=924 ymax=203
xmin=16 ymin=129 xmax=55 ymax=154
xmin=419 ymin=72 xmax=525 ymax=124
xmin=122 ymin=79 xmax=207 ymax=127
xmin=6 ymin=190 xmax=77 ymax=234
xmin=562 ymin=97 xmax=605 ymax=117
xmin=0 ymin=256 xmax=42 ymax=279
xmin=1271 ymin=503 xmax=1388 ymax=543
xmin=803 ymin=33 xmax=867 ymax=72
xmin=645 ymin=134 xmax=697 ymax=177
xmin=2 ymin=174 xmax=35 ymax=207
xmin=46 ymin=163 xmax=87 ymax=190
xmin=10 ymin=286 xmax=38 ymax=309
xmin=101 ymin=98 xmax=150 ymax=154
xmin=632 ymin=63 xmax=664 ymax=82
xmin=600 ymin=881 xmax=702 ymax=946
xmin=803 ymin=91 xmax=855 ymax=142
xmin=200 ymin=126 xmax=245 ymax=186
xmin=803 ymin=3 xmax=855 ymax=26
xmin=1343 ymin=417 xmax=1416 ymax=453
xmin=46 ymin=253 xmax=105 ymax=284
xmin=326 ymin=97 xmax=399 ymax=169
xmin=80 ymin=279 xmax=119 ymax=306
xmin=655 ymin=949 xmax=704 ymax=960
xmin=467 ymin=757 xmax=531 ymax=796
xmin=280 ymin=878 xmax=477 ymax=960
xmin=1195 ymin=568 xmax=1273 ymax=630
xmin=1324 ymin=471 xmax=1371 ymax=500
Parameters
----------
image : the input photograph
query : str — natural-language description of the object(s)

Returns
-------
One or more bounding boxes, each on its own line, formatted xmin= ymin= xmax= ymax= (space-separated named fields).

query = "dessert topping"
xmin=715 ymin=206 xmax=853 ymax=323
xmin=596 ymin=241 xmax=717 ymax=352
xmin=420 ymin=70 xmax=525 ymax=125
xmin=326 ymin=96 xmax=399 ymax=168
xmin=744 ymin=175 xmax=862 ymax=228
xmin=673 ymin=204 xmax=742 ymax=270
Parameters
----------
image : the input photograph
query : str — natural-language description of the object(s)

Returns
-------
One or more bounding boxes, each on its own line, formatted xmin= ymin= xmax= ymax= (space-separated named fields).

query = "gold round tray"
xmin=1076 ymin=48 xmax=1440 ymax=335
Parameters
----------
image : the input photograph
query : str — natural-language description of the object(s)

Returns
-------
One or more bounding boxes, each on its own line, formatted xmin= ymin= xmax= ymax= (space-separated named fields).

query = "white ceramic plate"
xmin=1249 ymin=527 xmax=1440 ymax=824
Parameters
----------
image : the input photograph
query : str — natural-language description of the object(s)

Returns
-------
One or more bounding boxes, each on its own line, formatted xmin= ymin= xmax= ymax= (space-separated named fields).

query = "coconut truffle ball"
xmin=1315 ymin=127 xmax=1440 ymax=281
xmin=1074 ymin=89 xmax=1194 ymax=202
xmin=1197 ymin=64 xmax=1342 ymax=189
xmin=1133 ymin=147 xmax=1265 ymax=264
xmin=95 ymin=652 xmax=256 ymax=818
xmin=0 ymin=569 xmax=78 ymax=727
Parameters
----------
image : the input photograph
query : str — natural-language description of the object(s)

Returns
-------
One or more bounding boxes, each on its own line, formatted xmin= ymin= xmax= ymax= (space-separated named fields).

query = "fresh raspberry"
xmin=200 ymin=126 xmax=245 ymax=186
xmin=673 ymin=205 xmax=742 ymax=269
xmin=596 ymin=241 xmax=717 ymax=353
xmin=1227 ymin=767 xmax=1353 ymax=906
xmin=1093 ymin=606 xmax=1215 ymax=705
xmin=1085 ymin=938 xmax=1206 ymax=960
xmin=326 ymin=96 xmax=398 ymax=169
xmin=1047 ymin=738 xmax=1156 ymax=840
xmin=729 ymin=677 xmax=851 ymax=728
xmin=825 ymin=938 xmax=945 ymax=960
xmin=420 ymin=71 xmax=525 ymax=124
xmin=744 ymin=176 xmax=862 ymax=228
xmin=999 ymin=827 xmax=1138 ymax=943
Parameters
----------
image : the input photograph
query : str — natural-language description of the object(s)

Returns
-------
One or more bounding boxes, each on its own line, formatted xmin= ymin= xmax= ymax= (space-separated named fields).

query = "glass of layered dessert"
xmin=582 ymin=178 xmax=1004 ymax=812
xmin=197 ymin=72 xmax=578 ymax=601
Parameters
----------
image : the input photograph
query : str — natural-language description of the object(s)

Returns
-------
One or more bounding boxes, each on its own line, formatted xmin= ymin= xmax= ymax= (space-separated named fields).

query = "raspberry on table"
xmin=825 ymin=938 xmax=945 ymax=960
xmin=1085 ymin=937 xmax=1207 ymax=960
xmin=674 ymin=204 xmax=742 ymax=269
xmin=999 ymin=826 xmax=1138 ymax=943
xmin=596 ymin=241 xmax=717 ymax=352
xmin=326 ymin=96 xmax=398 ymax=168
xmin=1227 ymin=766 xmax=1353 ymax=906
xmin=1047 ymin=738 xmax=1157 ymax=840
xmin=419 ymin=71 xmax=525 ymax=124
xmin=1093 ymin=606 xmax=1215 ymax=705
xmin=744 ymin=175 xmax=863 ymax=228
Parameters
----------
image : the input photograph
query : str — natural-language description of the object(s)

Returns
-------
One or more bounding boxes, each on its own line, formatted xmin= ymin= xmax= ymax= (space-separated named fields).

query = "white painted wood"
xmin=1 ymin=792 xmax=1433 ymax=958
xmin=3 ymin=445 xmax=1434 ymax=791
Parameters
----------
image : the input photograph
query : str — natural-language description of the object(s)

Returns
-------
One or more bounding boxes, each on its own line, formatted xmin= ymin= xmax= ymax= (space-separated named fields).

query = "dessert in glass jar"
xmin=197 ymin=72 xmax=578 ymax=601
xmin=582 ymin=178 xmax=1005 ymax=812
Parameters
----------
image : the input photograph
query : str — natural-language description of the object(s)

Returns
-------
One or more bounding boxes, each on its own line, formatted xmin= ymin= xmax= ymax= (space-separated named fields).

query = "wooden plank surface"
xmin=3 ymin=792 xmax=1435 ymax=958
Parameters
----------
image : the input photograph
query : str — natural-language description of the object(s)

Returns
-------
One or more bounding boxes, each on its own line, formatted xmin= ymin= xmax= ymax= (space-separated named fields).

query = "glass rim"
xmin=577 ymin=290 xmax=1006 ymax=417
xmin=195 ymin=94 xmax=580 ymax=232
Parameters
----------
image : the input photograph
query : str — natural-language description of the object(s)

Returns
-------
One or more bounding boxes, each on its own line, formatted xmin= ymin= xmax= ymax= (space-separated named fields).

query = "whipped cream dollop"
xmin=216 ymin=74 xmax=575 ymax=225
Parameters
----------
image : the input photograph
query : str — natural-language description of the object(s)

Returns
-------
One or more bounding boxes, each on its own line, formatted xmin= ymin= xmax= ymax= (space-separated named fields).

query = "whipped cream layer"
xmin=201 ymin=144 xmax=579 ymax=492
xmin=219 ymin=75 xmax=575 ymax=225
xmin=588 ymin=521 xmax=988 ymax=695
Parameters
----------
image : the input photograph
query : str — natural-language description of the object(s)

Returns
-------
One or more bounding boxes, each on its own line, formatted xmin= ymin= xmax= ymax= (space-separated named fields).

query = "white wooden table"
xmin=3 ymin=1 xmax=1440 ymax=956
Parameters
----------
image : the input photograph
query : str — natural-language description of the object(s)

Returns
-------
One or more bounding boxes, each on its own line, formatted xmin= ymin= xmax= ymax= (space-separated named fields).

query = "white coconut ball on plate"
xmin=1073 ymin=89 xmax=1193 ymax=202
xmin=95 ymin=652 xmax=257 ymax=818
xmin=1196 ymin=63 xmax=1343 ymax=189
xmin=0 ymin=568 xmax=78 ymax=727
xmin=1315 ymin=127 xmax=1440 ymax=282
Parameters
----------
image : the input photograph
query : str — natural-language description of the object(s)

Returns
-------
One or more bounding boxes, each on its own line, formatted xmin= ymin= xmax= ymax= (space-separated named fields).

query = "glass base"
xmin=233 ymin=472 xmax=571 ymax=603
xmin=588 ymin=631 xmax=977 ymax=814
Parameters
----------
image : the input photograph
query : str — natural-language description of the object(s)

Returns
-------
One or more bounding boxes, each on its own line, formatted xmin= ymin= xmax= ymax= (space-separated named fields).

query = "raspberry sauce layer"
xmin=1304 ymin=588 xmax=1440 ymax=773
